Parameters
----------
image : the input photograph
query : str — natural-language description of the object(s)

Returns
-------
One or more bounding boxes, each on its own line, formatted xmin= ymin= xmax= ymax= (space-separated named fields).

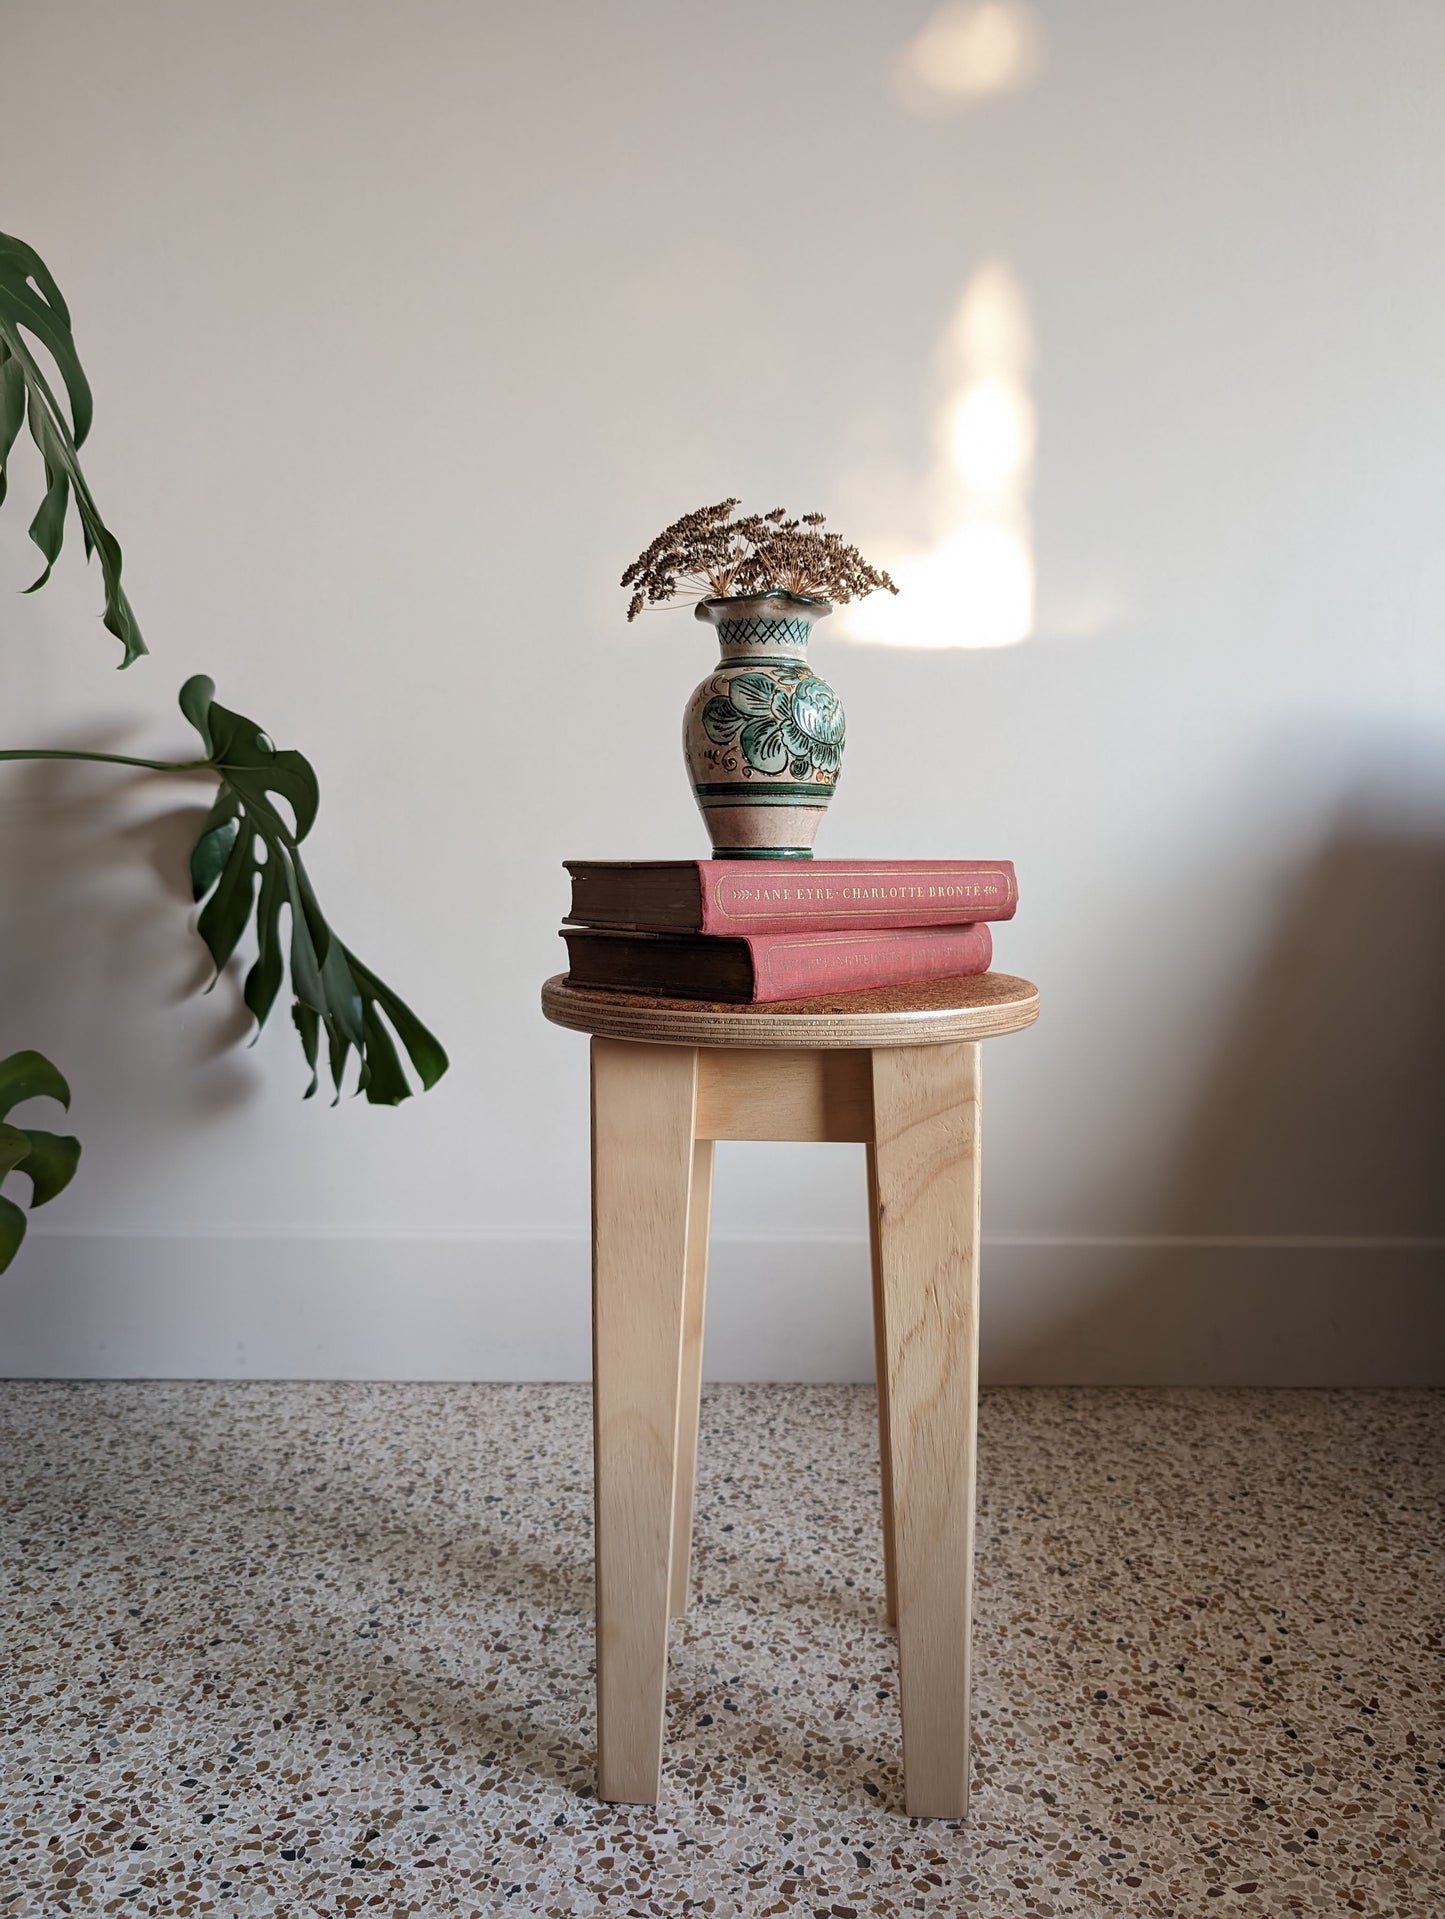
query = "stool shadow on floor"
xmin=12 ymin=1379 xmax=931 ymax=1806
xmin=10 ymin=1385 xmax=598 ymax=1795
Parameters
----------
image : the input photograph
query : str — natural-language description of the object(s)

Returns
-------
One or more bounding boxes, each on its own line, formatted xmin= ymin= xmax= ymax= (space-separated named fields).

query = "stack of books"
xmin=559 ymin=859 xmax=1017 ymax=1002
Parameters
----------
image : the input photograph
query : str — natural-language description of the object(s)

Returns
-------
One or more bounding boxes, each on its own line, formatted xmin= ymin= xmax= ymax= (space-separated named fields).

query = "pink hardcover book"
xmin=561 ymin=921 xmax=993 ymax=1004
xmin=564 ymin=859 xmax=1017 ymax=933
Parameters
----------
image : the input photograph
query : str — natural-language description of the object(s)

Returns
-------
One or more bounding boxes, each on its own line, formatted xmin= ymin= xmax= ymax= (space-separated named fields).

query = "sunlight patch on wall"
xmin=895 ymin=0 xmax=1042 ymax=115
xmin=840 ymin=263 xmax=1036 ymax=651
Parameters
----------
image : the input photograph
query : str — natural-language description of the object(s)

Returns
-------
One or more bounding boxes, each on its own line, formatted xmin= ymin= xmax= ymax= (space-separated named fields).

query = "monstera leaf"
xmin=0 ymin=232 xmax=143 ymax=664
xmin=0 ymin=1051 xmax=81 ymax=1274
xmin=179 ymin=677 xmax=448 ymax=1105
xmin=0 ymin=234 xmax=444 ymax=1118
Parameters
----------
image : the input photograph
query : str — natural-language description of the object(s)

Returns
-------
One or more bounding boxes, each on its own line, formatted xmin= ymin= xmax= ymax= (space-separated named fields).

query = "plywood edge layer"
xmin=541 ymin=974 xmax=1039 ymax=1049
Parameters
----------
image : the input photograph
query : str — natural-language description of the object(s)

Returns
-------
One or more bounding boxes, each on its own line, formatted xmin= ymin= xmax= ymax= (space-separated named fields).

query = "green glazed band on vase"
xmin=683 ymin=591 xmax=846 ymax=860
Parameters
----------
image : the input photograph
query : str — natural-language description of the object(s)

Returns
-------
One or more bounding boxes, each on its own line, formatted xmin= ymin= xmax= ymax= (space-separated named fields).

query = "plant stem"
xmin=0 ymin=749 xmax=212 ymax=772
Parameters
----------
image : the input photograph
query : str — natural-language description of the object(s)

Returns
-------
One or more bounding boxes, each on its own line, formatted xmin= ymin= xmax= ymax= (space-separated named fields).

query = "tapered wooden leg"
xmin=870 ymin=1041 xmax=982 ymax=1820
xmin=866 ymin=1142 xmax=899 ymax=1630
xmin=670 ymin=1138 xmax=714 ymax=1616
xmin=590 ymin=1036 xmax=699 ymax=1804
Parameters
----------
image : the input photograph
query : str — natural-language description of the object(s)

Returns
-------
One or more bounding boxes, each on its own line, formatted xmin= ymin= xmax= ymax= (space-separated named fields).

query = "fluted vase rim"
xmin=694 ymin=590 xmax=833 ymax=626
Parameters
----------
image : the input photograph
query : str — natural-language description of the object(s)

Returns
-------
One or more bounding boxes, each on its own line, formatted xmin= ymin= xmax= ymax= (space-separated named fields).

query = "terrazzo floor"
xmin=2 ymin=1383 xmax=1441 ymax=1918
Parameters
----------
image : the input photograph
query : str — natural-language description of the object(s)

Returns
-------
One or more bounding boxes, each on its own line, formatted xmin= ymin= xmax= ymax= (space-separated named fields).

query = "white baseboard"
xmin=2 ymin=1230 xmax=1441 ymax=1385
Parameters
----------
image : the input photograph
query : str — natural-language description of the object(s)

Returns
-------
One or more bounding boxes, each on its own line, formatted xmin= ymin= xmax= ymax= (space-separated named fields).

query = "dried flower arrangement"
xmin=622 ymin=499 xmax=898 ymax=621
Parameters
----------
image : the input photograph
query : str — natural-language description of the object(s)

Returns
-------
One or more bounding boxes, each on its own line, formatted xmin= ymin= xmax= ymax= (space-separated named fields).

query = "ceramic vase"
xmin=682 ymin=591 xmax=846 ymax=861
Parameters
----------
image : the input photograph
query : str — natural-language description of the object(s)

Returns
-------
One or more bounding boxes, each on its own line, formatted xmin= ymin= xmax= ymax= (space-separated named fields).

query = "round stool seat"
xmin=541 ymin=969 xmax=1039 ymax=1049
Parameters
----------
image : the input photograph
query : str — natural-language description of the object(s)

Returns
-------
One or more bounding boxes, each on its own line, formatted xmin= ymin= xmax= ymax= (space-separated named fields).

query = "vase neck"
xmin=714 ymin=613 xmax=813 ymax=665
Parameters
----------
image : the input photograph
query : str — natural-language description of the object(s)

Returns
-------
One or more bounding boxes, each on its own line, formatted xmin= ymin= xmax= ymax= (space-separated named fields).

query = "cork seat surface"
xmin=540 ymin=969 xmax=1039 ymax=1049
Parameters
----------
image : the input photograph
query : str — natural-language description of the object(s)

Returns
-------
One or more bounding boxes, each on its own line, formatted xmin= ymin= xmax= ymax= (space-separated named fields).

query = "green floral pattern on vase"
xmin=683 ymin=593 xmax=846 ymax=859
xmin=700 ymin=669 xmax=845 ymax=779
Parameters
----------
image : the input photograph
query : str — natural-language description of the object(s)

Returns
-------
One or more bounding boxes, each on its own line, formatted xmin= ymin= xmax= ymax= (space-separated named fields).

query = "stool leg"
xmin=866 ymin=1143 xmax=900 ymax=1630
xmin=670 ymin=1137 xmax=714 ymax=1617
xmin=590 ymin=1036 xmax=699 ymax=1804
xmin=870 ymin=1040 xmax=982 ymax=1820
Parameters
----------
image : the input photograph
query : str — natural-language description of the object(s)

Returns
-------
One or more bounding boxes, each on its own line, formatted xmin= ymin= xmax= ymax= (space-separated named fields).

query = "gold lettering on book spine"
xmin=712 ymin=867 xmax=1012 ymax=924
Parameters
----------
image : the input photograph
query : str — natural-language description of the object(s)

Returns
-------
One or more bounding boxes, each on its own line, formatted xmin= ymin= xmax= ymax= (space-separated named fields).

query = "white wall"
xmin=3 ymin=0 xmax=1442 ymax=1383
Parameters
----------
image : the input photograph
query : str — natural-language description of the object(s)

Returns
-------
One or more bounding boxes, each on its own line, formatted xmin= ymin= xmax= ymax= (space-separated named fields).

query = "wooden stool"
xmin=541 ymin=969 xmax=1039 ymax=1819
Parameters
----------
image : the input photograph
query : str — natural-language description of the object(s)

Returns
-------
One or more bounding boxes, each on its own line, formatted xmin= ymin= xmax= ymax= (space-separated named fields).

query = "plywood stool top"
xmin=541 ymin=970 xmax=1039 ymax=1050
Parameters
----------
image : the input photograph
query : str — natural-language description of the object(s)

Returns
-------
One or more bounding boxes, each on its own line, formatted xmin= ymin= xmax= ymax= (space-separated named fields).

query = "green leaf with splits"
xmin=0 ymin=1051 xmax=80 ymax=1275
xmin=0 ymin=232 xmax=143 ymax=664
xmin=179 ymin=677 xmax=448 ymax=1105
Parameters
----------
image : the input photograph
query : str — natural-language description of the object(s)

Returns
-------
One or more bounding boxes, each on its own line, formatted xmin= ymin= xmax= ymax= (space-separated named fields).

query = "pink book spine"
xmin=697 ymin=861 xmax=1017 ymax=934
xmin=744 ymin=923 xmax=993 ymax=1002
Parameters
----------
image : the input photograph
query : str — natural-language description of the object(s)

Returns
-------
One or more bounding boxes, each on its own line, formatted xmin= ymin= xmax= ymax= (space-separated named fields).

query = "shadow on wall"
xmin=0 ymin=747 xmax=258 ymax=1120
xmin=987 ymin=780 xmax=1445 ymax=1385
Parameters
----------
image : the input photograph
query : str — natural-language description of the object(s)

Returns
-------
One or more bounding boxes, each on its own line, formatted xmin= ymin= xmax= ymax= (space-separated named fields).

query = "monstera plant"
xmin=0 ymin=232 xmax=446 ymax=1263
xmin=0 ymin=1051 xmax=80 ymax=1274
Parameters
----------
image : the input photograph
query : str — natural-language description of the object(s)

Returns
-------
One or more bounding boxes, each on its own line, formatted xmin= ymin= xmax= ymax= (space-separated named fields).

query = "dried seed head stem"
xmin=620 ymin=499 xmax=899 ymax=621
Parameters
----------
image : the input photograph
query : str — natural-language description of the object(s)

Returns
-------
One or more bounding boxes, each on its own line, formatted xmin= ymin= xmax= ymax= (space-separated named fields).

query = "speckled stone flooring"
xmin=2 ymin=1384 xmax=1441 ymax=1918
